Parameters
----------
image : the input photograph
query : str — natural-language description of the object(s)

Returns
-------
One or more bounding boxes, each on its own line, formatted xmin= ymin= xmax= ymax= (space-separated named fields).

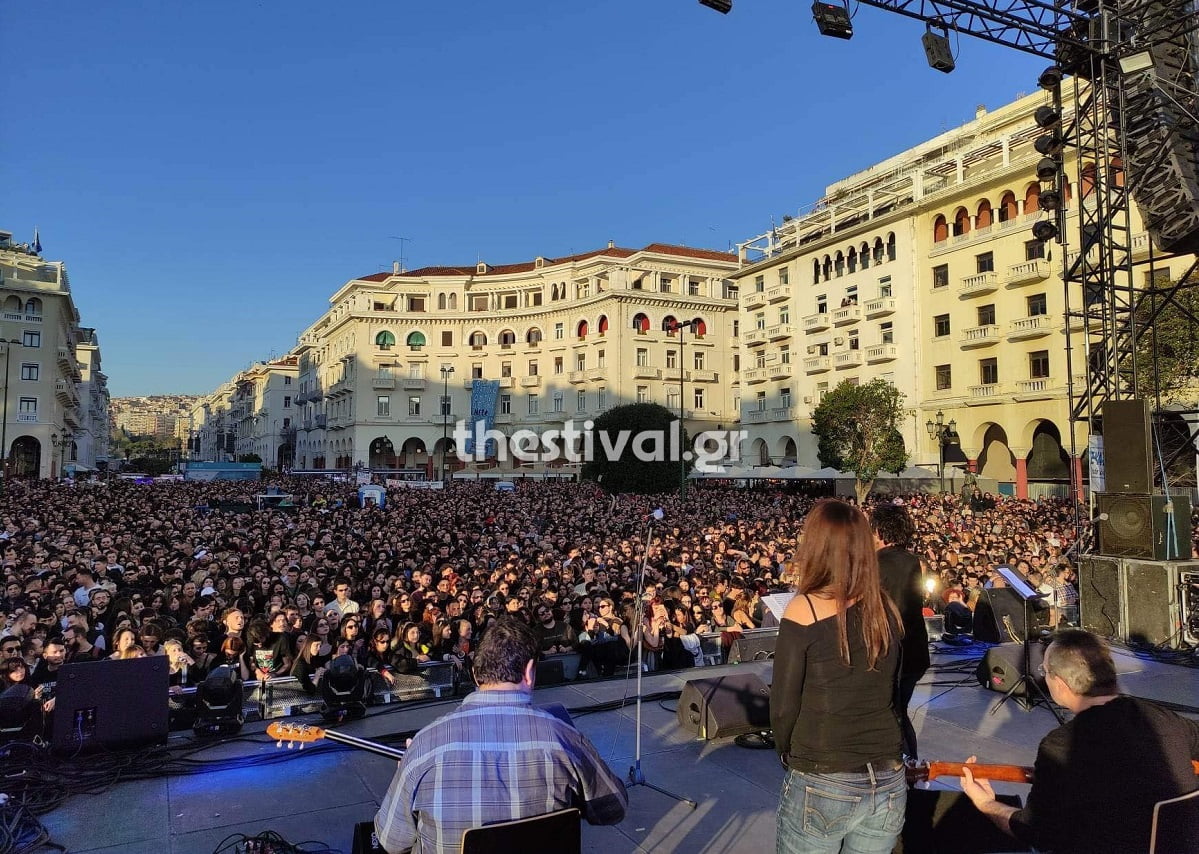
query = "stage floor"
xmin=37 ymin=645 xmax=1199 ymax=854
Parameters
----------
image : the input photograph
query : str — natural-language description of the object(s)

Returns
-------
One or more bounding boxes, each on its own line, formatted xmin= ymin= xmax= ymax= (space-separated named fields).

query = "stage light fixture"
xmin=812 ymin=1 xmax=853 ymax=39
xmin=193 ymin=665 xmax=245 ymax=736
xmin=1038 ymin=66 xmax=1063 ymax=90
xmin=1036 ymin=157 xmax=1059 ymax=181
xmin=320 ymin=654 xmax=370 ymax=723
xmin=1034 ymin=106 xmax=1061 ymax=128
xmin=1039 ymin=189 xmax=1062 ymax=212
xmin=1032 ymin=220 xmax=1059 ymax=242
xmin=699 ymin=0 xmax=733 ymax=12
xmin=1034 ymin=133 xmax=1065 ymax=156
xmin=922 ymin=25 xmax=955 ymax=73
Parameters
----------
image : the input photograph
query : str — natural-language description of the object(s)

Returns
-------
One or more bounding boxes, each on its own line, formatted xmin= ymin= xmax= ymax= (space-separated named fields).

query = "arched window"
xmin=834 ymin=252 xmax=845 ymax=277
xmin=859 ymin=242 xmax=871 ymax=270
xmin=847 ymin=247 xmax=858 ymax=273
xmin=24 ymin=298 xmax=42 ymax=316
xmin=375 ymin=331 xmax=396 ymax=350
xmin=526 ymin=327 xmax=543 ymax=345
xmin=576 ymin=320 xmax=588 ymax=339
xmin=597 ymin=315 xmax=609 ymax=335
xmin=952 ymin=207 xmax=971 ymax=237
xmin=662 ymin=314 xmax=679 ymax=335
xmin=976 ymin=200 xmax=993 ymax=228
xmin=1025 ymin=182 xmax=1042 ymax=212
xmin=694 ymin=318 xmax=707 ymax=337
xmin=448 ymin=293 xmax=458 ymax=310
xmin=933 ymin=215 xmax=949 ymax=242
xmin=406 ymin=331 xmax=426 ymax=349
xmin=437 ymin=293 xmax=447 ymax=311
xmin=822 ymin=256 xmax=833 ymax=280
xmin=2 ymin=296 xmax=19 ymax=314
xmin=812 ymin=259 xmax=821 ymax=284
xmin=469 ymin=331 xmax=487 ymax=348
xmin=1080 ymin=162 xmax=1097 ymax=197
xmin=999 ymin=191 xmax=1018 ymax=222
xmin=886 ymin=232 xmax=896 ymax=261
xmin=872 ymin=237 xmax=885 ymax=265
xmin=498 ymin=329 xmax=516 ymax=346
xmin=632 ymin=313 xmax=650 ymax=333
xmin=1108 ymin=157 xmax=1124 ymax=188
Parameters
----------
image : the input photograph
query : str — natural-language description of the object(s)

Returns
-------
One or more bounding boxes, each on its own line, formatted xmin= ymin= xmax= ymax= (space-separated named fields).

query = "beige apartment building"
xmin=287 ymin=243 xmax=741 ymax=476
xmin=229 ymin=356 xmax=299 ymax=467
xmin=74 ymin=327 xmax=111 ymax=473
xmin=736 ymin=89 xmax=1193 ymax=497
xmin=0 ymin=231 xmax=87 ymax=479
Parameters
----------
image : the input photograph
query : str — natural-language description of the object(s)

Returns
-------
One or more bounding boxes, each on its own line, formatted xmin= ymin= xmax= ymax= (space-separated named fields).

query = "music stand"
xmin=988 ymin=567 xmax=1063 ymax=724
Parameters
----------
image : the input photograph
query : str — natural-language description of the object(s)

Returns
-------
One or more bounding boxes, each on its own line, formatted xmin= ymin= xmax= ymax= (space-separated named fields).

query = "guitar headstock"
xmin=267 ymin=721 xmax=326 ymax=749
xmin=904 ymin=759 xmax=932 ymax=784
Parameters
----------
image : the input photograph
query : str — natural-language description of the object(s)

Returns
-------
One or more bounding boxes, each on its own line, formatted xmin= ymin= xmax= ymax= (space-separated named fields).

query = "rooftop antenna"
xmin=388 ymin=236 xmax=411 ymax=273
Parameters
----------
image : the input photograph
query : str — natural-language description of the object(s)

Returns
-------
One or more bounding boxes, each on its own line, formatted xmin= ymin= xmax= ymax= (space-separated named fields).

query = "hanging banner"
xmin=465 ymin=379 xmax=501 ymax=457
xmin=1088 ymin=435 xmax=1105 ymax=493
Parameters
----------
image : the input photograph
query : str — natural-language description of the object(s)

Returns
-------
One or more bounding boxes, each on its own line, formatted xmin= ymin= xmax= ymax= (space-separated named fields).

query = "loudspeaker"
xmin=811 ymin=1 xmax=853 ymax=39
xmin=921 ymin=30 xmax=955 ymax=73
xmin=975 ymin=642 xmax=1046 ymax=697
xmin=535 ymin=659 xmax=565 ymax=686
xmin=972 ymin=587 xmax=1048 ymax=644
xmin=1097 ymin=494 xmax=1192 ymax=559
xmin=897 ymin=790 xmax=1029 ymax=853
xmin=1123 ymin=559 xmax=1199 ymax=648
xmin=676 ymin=673 xmax=770 ymax=740
xmin=52 ymin=656 xmax=169 ymax=754
xmin=1102 ymin=399 xmax=1152 ymax=493
xmin=727 ymin=632 xmax=777 ymax=664
xmin=1079 ymin=555 xmax=1124 ymax=637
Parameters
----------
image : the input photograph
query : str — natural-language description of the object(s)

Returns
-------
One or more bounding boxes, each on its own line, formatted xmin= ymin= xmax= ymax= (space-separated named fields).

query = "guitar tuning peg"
xmin=287 ymin=742 xmax=294 ymax=749
xmin=276 ymin=740 xmax=283 ymax=748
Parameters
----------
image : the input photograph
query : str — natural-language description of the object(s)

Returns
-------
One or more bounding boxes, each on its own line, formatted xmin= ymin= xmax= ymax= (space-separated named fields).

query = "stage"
xmin=36 ymin=645 xmax=1199 ymax=853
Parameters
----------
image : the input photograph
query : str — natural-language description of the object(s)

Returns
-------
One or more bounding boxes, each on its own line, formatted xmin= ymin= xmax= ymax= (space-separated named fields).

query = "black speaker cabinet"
xmin=51 ymin=656 xmax=169 ymax=754
xmin=1097 ymin=493 xmax=1192 ymax=560
xmin=896 ymin=790 xmax=1029 ymax=853
xmin=972 ymin=587 xmax=1049 ymax=644
xmin=727 ymin=632 xmax=778 ymax=664
xmin=676 ymin=673 xmax=770 ymax=740
xmin=975 ymin=642 xmax=1047 ymax=697
xmin=1079 ymin=555 xmax=1124 ymax=638
xmin=1123 ymin=559 xmax=1199 ymax=648
xmin=1102 ymin=399 xmax=1152 ymax=493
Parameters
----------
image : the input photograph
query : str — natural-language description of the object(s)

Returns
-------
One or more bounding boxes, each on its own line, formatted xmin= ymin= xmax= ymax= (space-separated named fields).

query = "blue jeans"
xmin=777 ymin=765 xmax=907 ymax=854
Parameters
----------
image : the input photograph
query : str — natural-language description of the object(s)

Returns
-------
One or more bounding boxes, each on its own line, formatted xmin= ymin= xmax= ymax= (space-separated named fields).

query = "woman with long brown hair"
xmin=771 ymin=499 xmax=905 ymax=854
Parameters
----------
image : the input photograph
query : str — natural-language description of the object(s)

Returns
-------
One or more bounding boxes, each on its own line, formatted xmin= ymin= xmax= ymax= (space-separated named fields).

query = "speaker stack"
xmin=1081 ymin=400 xmax=1197 ymax=648
xmin=676 ymin=673 xmax=771 ymax=740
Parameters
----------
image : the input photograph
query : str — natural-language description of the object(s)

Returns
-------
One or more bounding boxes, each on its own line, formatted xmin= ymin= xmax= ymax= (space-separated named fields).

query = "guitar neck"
xmin=322 ymin=729 xmax=407 ymax=762
xmin=925 ymin=762 xmax=1034 ymax=784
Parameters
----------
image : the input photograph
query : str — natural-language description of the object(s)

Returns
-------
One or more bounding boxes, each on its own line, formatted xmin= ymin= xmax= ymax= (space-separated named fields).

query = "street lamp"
xmin=659 ymin=316 xmax=702 ymax=499
xmin=925 ymin=410 xmax=959 ymax=493
xmin=0 ymin=338 xmax=22 ymax=486
xmin=50 ymin=431 xmax=59 ymax=480
xmin=439 ymin=364 xmax=454 ymax=484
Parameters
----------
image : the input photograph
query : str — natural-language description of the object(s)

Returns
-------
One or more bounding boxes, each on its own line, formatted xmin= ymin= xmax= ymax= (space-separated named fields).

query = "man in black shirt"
xmin=962 ymin=629 xmax=1199 ymax=854
xmin=870 ymin=501 xmax=928 ymax=757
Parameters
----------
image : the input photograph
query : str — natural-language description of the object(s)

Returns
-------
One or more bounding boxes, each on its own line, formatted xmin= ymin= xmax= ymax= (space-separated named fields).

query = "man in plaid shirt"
xmin=1048 ymin=564 xmax=1079 ymax=627
xmin=374 ymin=616 xmax=627 ymax=853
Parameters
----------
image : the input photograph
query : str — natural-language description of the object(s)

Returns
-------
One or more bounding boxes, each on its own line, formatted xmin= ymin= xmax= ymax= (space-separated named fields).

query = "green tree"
xmin=1133 ymin=280 xmax=1199 ymax=404
xmin=811 ymin=378 xmax=908 ymax=502
xmin=580 ymin=403 xmax=690 ymax=495
xmin=237 ymin=453 xmax=263 ymax=464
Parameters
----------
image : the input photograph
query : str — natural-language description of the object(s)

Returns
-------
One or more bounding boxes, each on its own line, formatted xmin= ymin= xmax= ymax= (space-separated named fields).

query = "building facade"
xmin=74 ymin=327 xmax=111 ymax=473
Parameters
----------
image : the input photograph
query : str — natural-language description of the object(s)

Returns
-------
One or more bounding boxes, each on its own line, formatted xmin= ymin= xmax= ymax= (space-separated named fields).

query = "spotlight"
xmin=922 ymin=26 xmax=955 ymax=74
xmin=193 ymin=665 xmax=245 ymax=736
xmin=319 ymin=654 xmax=370 ymax=723
xmin=812 ymin=1 xmax=853 ymax=39
xmin=1032 ymin=220 xmax=1059 ymax=242
xmin=1034 ymin=106 xmax=1061 ymax=128
xmin=1038 ymin=66 xmax=1063 ymax=90
xmin=1039 ymin=190 xmax=1063 ymax=211
xmin=699 ymin=0 xmax=732 ymax=12
xmin=1036 ymin=157 xmax=1059 ymax=181
xmin=1034 ymin=133 xmax=1065 ymax=156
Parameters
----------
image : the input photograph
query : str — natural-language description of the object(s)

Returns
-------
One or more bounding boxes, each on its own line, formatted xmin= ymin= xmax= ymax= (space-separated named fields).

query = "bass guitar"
xmin=267 ymin=721 xmax=406 ymax=761
xmin=907 ymin=759 xmax=1199 ymax=785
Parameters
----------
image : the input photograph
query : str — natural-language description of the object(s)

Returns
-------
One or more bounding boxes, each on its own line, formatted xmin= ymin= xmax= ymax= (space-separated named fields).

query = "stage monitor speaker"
xmin=897 ymin=790 xmax=1029 ymax=853
xmin=1097 ymin=494 xmax=1191 ymax=559
xmin=972 ymin=587 xmax=1049 ymax=644
xmin=1122 ymin=559 xmax=1199 ymax=649
xmin=676 ymin=673 xmax=770 ymax=740
xmin=1079 ymin=555 xmax=1124 ymax=637
xmin=51 ymin=656 xmax=169 ymax=754
xmin=727 ymin=632 xmax=777 ymax=664
xmin=975 ymin=642 xmax=1047 ymax=697
xmin=1102 ymin=399 xmax=1152 ymax=493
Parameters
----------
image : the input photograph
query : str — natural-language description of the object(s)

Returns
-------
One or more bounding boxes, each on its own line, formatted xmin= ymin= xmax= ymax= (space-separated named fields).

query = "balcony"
xmin=767 ymin=363 xmax=793 ymax=381
xmin=1129 ymin=231 xmax=1152 ymax=260
xmin=834 ymin=350 xmax=863 ymax=369
xmin=960 ymin=325 xmax=1000 ymax=348
xmin=328 ymin=379 xmax=351 ymax=397
xmin=372 ymin=376 xmax=396 ymax=390
xmin=743 ymin=289 xmax=768 ymax=310
xmin=743 ymin=368 xmax=768 ymax=384
xmin=803 ymin=312 xmax=831 ymax=333
xmin=1007 ymin=315 xmax=1053 ymax=340
xmin=832 ymin=304 xmax=862 ymax=326
xmin=1014 ymin=378 xmax=1055 ymax=400
xmin=863 ymin=296 xmax=896 ymax=318
xmin=959 ymin=271 xmax=999 ymax=296
xmin=690 ymin=369 xmax=718 ymax=382
xmin=16 ymin=413 xmax=37 ymax=423
xmin=765 ymin=284 xmax=790 ymax=303
xmin=496 ymin=376 xmax=515 ymax=388
xmin=313 ymin=414 xmax=327 ymax=429
xmin=967 ymin=383 xmax=1003 ymax=403
xmin=402 ymin=377 xmax=427 ymax=390
xmin=865 ymin=343 xmax=898 ymax=363
xmin=742 ymin=409 xmax=770 ymax=424
xmin=743 ymin=328 xmax=769 ymax=347
xmin=632 ymin=366 xmax=661 ymax=380
xmin=56 ymin=347 xmax=72 ymax=367
xmin=1006 ymin=259 xmax=1051 ymax=287
xmin=803 ymin=355 xmax=831 ymax=374
xmin=568 ymin=370 xmax=587 ymax=384
xmin=520 ymin=375 xmax=542 ymax=388
xmin=767 ymin=322 xmax=795 ymax=341
xmin=769 ymin=406 xmax=797 ymax=422
xmin=586 ymin=368 xmax=606 ymax=382
xmin=55 ymin=380 xmax=75 ymax=403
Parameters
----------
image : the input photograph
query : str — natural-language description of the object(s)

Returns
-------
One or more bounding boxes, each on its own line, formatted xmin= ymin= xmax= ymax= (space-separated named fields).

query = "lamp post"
xmin=50 ymin=431 xmax=59 ymax=480
xmin=925 ymin=410 xmax=958 ymax=494
xmin=440 ymin=364 xmax=454 ymax=484
xmin=0 ymin=338 xmax=21 ymax=487
xmin=661 ymin=317 xmax=702 ymax=499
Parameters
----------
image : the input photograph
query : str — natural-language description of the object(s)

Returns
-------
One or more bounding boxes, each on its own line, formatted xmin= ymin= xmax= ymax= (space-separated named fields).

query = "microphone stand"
xmin=626 ymin=512 xmax=697 ymax=808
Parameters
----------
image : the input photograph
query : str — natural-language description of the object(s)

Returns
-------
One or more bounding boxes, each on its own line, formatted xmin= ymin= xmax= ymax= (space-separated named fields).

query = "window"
xmin=816 ymin=295 xmax=828 ymax=314
xmin=1025 ymin=240 xmax=1046 ymax=261
xmin=636 ymin=348 xmax=648 ymax=367
xmin=666 ymin=350 xmax=677 ymax=370
xmin=23 ymin=331 xmax=39 ymax=348
xmin=528 ymin=394 xmax=539 ymax=414
xmin=1030 ymin=350 xmax=1050 ymax=378
xmin=18 ymin=397 xmax=36 ymax=415
xmin=848 ymin=330 xmax=860 ymax=350
xmin=723 ymin=283 xmax=739 ymax=300
xmin=440 ymin=394 xmax=451 ymax=416
xmin=779 ymin=267 xmax=789 ymax=285
xmin=406 ymin=331 xmax=426 ymax=349
xmin=780 ymin=345 xmax=790 ymax=364
xmin=694 ymin=350 xmax=705 ymax=369
xmin=499 ymin=330 xmax=516 ymax=347
xmin=575 ymin=354 xmax=585 ymax=371
xmin=409 ymin=297 xmax=426 ymax=312
xmin=660 ymin=275 xmax=673 ymax=293
xmin=502 ymin=294 xmax=518 ymax=309
xmin=408 ymin=363 xmax=424 ymax=380
xmin=409 ymin=396 xmax=422 ymax=416
xmin=935 ymin=364 xmax=952 ymax=390
xmin=528 ymin=360 xmax=538 ymax=376
xmin=577 ymin=390 xmax=586 ymax=411
xmin=934 ymin=314 xmax=950 ymax=337
xmin=754 ymin=275 xmax=765 ymax=293
xmin=780 ymin=387 xmax=792 ymax=408
xmin=731 ymin=319 xmax=739 ymax=337
xmin=693 ymin=388 xmax=705 ymax=409
xmin=531 ymin=291 xmax=543 ymax=306
xmin=553 ymin=392 xmax=564 ymax=412
xmin=667 ymin=389 xmax=680 ymax=410
xmin=689 ymin=279 xmax=701 ymax=296
xmin=978 ymin=304 xmax=996 ymax=326
xmin=284 ymin=396 xmax=292 ymax=408
xmin=755 ymin=312 xmax=766 ymax=330
xmin=597 ymin=350 xmax=606 ymax=369
xmin=932 ymin=265 xmax=949 ymax=289
xmin=469 ymin=295 xmax=488 ymax=311
xmin=755 ymin=391 xmax=767 ymax=411
xmin=636 ymin=386 xmax=649 ymax=404
xmin=733 ymin=354 xmax=740 ymax=372
xmin=526 ymin=328 xmax=542 ymax=345
xmin=442 ymin=331 xmax=453 ymax=347
xmin=284 ymin=376 xmax=292 ymax=385
xmin=377 ymin=396 xmax=390 ymax=417
xmin=817 ymin=342 xmax=829 ymax=356
xmin=755 ymin=351 xmax=767 ymax=369
xmin=554 ymin=323 xmax=564 ymax=340
xmin=554 ymin=357 xmax=564 ymax=375
xmin=375 ymin=331 xmax=396 ymax=350
xmin=499 ymin=394 xmax=512 ymax=415
xmin=880 ymin=322 xmax=894 ymax=344
xmin=878 ymin=276 xmax=892 ymax=297
xmin=19 ymin=364 xmax=37 ymax=381
xmin=1027 ymin=293 xmax=1047 ymax=316
xmin=779 ymin=305 xmax=790 ymax=324
xmin=976 ymin=252 xmax=995 ymax=273
xmin=471 ymin=362 xmax=483 ymax=379
xmin=469 ymin=331 xmax=486 ymax=349
xmin=597 ymin=389 xmax=607 ymax=410
xmin=501 ymin=361 xmax=512 ymax=378
xmin=980 ymin=358 xmax=999 ymax=385
xmin=817 ymin=382 xmax=829 ymax=399
xmin=845 ymin=284 xmax=858 ymax=303
xmin=282 ymin=417 xmax=290 ymax=428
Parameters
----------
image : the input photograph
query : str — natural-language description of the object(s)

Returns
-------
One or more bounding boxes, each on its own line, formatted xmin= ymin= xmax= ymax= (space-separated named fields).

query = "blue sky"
xmin=1 ymin=1 xmax=1043 ymax=396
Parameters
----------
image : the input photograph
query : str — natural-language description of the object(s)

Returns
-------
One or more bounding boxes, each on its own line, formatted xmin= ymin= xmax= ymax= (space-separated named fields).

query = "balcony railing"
xmin=402 ymin=377 xmax=427 ymax=390
xmin=743 ymin=328 xmax=769 ymax=347
xmin=865 ymin=343 xmax=897 ymax=363
xmin=803 ymin=313 xmax=831 ymax=333
xmin=743 ymin=409 xmax=770 ymax=424
xmin=767 ymin=322 xmax=795 ymax=341
xmin=520 ymin=375 xmax=542 ymax=387
xmin=959 ymin=271 xmax=999 ymax=296
xmin=831 ymin=304 xmax=862 ymax=326
xmin=1014 ymin=378 xmax=1054 ymax=399
xmin=967 ymin=383 xmax=1002 ymax=400
xmin=743 ymin=289 xmax=768 ymax=309
xmin=863 ymin=296 xmax=896 ymax=318
xmin=690 ymin=369 xmax=718 ymax=382
xmin=568 ymin=370 xmax=587 ymax=384
xmin=1006 ymin=259 xmax=1050 ymax=287
xmin=765 ymin=284 xmax=790 ymax=303
xmin=960 ymin=325 xmax=1000 ymax=347
xmin=834 ymin=350 xmax=863 ymax=368
xmin=767 ymin=363 xmax=793 ymax=380
xmin=1129 ymin=231 xmax=1152 ymax=259
xmin=1007 ymin=315 xmax=1052 ymax=340
xmin=585 ymin=368 xmax=606 ymax=382
xmin=632 ymin=366 xmax=661 ymax=380
xmin=803 ymin=356 xmax=831 ymax=373
xmin=743 ymin=368 xmax=768 ymax=384
xmin=372 ymin=376 xmax=396 ymax=389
